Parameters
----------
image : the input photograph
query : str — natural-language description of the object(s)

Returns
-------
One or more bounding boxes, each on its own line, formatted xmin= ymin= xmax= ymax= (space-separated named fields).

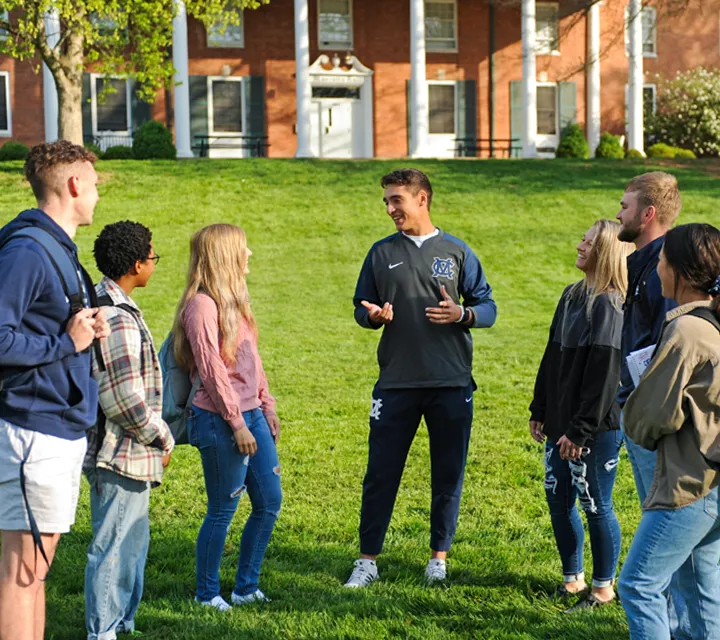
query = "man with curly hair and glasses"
xmin=84 ymin=220 xmax=173 ymax=640
xmin=0 ymin=141 xmax=110 ymax=640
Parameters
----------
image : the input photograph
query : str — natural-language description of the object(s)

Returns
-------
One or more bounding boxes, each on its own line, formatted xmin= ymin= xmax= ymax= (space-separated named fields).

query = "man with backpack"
xmin=0 ymin=141 xmax=110 ymax=640
xmin=616 ymin=171 xmax=692 ymax=638
xmin=84 ymin=221 xmax=174 ymax=640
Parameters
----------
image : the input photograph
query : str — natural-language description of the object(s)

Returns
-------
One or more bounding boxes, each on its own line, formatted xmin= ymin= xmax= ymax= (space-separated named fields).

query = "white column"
xmin=294 ymin=0 xmax=312 ymax=158
xmin=42 ymin=10 xmax=60 ymax=143
xmin=409 ymin=0 xmax=428 ymax=158
xmin=521 ymin=0 xmax=537 ymax=158
xmin=627 ymin=0 xmax=644 ymax=154
xmin=172 ymin=0 xmax=193 ymax=158
xmin=587 ymin=2 xmax=601 ymax=156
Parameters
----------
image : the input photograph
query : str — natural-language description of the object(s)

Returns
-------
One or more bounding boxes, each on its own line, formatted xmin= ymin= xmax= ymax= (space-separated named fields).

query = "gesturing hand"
xmin=425 ymin=285 xmax=463 ymax=324
xmin=529 ymin=420 xmax=545 ymax=443
xmin=558 ymin=435 xmax=583 ymax=460
xmin=362 ymin=300 xmax=394 ymax=325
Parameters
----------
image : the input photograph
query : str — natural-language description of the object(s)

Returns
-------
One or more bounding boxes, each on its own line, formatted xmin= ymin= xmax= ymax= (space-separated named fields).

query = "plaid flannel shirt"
xmin=84 ymin=277 xmax=174 ymax=486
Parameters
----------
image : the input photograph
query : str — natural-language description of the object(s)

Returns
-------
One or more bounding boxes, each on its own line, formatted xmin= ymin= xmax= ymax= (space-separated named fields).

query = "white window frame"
xmin=427 ymin=80 xmax=458 ymax=136
xmin=625 ymin=5 xmax=657 ymax=58
xmin=317 ymin=0 xmax=353 ymax=50
xmin=0 ymin=11 xmax=8 ymax=41
xmin=624 ymin=82 xmax=657 ymax=137
xmin=536 ymin=3 xmax=560 ymax=55
xmin=536 ymin=81 xmax=559 ymax=138
xmin=207 ymin=10 xmax=244 ymax=48
xmin=0 ymin=72 xmax=12 ymax=137
xmin=425 ymin=0 xmax=458 ymax=54
xmin=207 ymin=76 xmax=246 ymax=136
xmin=90 ymin=74 xmax=132 ymax=136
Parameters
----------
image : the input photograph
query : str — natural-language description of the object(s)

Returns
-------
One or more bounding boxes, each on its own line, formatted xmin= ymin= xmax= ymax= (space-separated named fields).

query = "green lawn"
xmin=1 ymin=157 xmax=719 ymax=639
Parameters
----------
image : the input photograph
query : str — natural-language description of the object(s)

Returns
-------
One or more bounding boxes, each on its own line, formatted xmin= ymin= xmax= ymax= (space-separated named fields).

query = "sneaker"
xmin=425 ymin=559 xmax=447 ymax=584
xmin=195 ymin=595 xmax=231 ymax=612
xmin=231 ymin=589 xmax=271 ymax=606
xmin=344 ymin=559 xmax=379 ymax=588
xmin=564 ymin=593 xmax=615 ymax=614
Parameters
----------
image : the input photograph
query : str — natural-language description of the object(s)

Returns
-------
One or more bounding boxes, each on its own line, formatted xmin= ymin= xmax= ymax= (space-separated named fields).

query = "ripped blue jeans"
xmin=189 ymin=406 xmax=282 ymax=601
xmin=544 ymin=429 xmax=622 ymax=588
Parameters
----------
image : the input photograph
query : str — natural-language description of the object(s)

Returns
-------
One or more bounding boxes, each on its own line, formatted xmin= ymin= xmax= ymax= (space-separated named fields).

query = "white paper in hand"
xmin=626 ymin=345 xmax=656 ymax=388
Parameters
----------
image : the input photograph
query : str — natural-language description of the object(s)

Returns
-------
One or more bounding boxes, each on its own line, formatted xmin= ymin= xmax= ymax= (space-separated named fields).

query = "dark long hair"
xmin=663 ymin=224 xmax=720 ymax=306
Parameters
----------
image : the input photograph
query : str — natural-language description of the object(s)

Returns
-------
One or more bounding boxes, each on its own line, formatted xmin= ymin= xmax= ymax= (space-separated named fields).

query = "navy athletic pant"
xmin=359 ymin=384 xmax=474 ymax=555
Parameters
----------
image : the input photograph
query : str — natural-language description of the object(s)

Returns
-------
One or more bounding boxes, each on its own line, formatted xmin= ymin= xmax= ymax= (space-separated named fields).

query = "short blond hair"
xmin=625 ymin=171 xmax=681 ymax=228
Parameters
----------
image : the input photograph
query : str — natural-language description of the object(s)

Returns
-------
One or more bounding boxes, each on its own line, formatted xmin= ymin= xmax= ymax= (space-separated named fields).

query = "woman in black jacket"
xmin=529 ymin=219 xmax=629 ymax=611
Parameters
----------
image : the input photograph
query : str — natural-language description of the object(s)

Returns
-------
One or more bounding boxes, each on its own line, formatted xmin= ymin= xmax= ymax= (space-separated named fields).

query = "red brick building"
xmin=3 ymin=0 xmax=718 ymax=158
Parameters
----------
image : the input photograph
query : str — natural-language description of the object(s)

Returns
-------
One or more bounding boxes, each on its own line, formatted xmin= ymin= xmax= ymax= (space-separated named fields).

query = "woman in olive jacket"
xmin=619 ymin=223 xmax=720 ymax=640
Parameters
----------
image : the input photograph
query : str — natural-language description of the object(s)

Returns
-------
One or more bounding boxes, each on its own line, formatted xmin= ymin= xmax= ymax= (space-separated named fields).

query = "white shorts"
xmin=0 ymin=419 xmax=87 ymax=534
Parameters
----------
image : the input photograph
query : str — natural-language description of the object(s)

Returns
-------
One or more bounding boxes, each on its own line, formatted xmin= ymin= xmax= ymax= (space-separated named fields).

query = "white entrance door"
xmin=427 ymin=82 xmax=457 ymax=158
xmin=310 ymin=100 xmax=353 ymax=158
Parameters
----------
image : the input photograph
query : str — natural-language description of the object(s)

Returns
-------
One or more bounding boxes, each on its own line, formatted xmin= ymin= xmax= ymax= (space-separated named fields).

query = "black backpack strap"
xmin=688 ymin=307 xmax=720 ymax=333
xmin=2 ymin=227 xmax=86 ymax=314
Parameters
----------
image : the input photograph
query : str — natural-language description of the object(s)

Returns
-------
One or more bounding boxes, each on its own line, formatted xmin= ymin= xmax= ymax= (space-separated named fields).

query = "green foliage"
xmin=0 ymin=159 xmax=717 ymax=638
xmin=554 ymin=124 xmax=589 ymax=159
xmin=132 ymin=120 xmax=176 ymax=159
xmin=625 ymin=149 xmax=645 ymax=159
xmin=0 ymin=140 xmax=28 ymax=160
xmin=102 ymin=144 xmax=134 ymax=160
xmin=646 ymin=143 xmax=696 ymax=159
xmin=647 ymin=67 xmax=720 ymax=157
xmin=84 ymin=142 xmax=103 ymax=159
xmin=595 ymin=133 xmax=625 ymax=159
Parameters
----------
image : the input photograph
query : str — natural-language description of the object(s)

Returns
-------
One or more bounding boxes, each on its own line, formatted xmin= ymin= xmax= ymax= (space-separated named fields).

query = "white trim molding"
xmin=90 ymin=74 xmax=131 ymax=137
xmin=0 ymin=71 xmax=12 ymax=137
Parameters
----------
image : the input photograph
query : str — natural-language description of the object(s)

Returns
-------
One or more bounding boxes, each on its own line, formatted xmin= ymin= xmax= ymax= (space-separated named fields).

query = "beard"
xmin=618 ymin=217 xmax=642 ymax=243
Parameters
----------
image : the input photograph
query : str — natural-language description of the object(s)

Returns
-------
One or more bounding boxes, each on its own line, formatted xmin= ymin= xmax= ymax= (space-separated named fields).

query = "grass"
xmin=1 ymin=157 xmax=719 ymax=639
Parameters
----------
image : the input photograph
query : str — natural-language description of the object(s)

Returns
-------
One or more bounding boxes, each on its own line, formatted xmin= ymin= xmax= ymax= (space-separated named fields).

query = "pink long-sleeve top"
xmin=182 ymin=293 xmax=276 ymax=431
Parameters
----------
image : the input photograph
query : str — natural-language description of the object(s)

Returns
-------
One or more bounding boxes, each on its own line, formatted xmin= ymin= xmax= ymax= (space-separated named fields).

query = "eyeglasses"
xmin=147 ymin=254 xmax=160 ymax=265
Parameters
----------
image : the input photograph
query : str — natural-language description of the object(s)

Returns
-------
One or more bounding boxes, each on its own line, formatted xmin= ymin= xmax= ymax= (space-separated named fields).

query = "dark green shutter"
xmin=82 ymin=73 xmax=92 ymax=143
xmin=406 ymin=79 xmax=412 ymax=156
xmin=456 ymin=80 xmax=477 ymax=157
xmin=131 ymin=80 xmax=152 ymax=134
xmin=244 ymin=76 xmax=265 ymax=136
xmin=510 ymin=81 xmax=522 ymax=156
xmin=189 ymin=76 xmax=209 ymax=157
xmin=558 ymin=82 xmax=577 ymax=133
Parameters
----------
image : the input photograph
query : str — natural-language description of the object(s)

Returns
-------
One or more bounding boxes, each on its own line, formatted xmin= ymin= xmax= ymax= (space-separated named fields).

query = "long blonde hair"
xmin=173 ymin=224 xmax=256 ymax=370
xmin=569 ymin=219 xmax=631 ymax=315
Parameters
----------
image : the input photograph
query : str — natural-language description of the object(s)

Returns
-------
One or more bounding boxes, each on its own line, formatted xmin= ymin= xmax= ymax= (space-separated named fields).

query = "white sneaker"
xmin=231 ymin=589 xmax=271 ymax=606
xmin=344 ymin=559 xmax=379 ymax=588
xmin=195 ymin=595 xmax=231 ymax=612
xmin=425 ymin=559 xmax=447 ymax=584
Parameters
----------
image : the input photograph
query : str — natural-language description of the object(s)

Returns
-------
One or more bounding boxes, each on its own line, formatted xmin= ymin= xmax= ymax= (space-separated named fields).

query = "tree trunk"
xmin=56 ymin=76 xmax=83 ymax=144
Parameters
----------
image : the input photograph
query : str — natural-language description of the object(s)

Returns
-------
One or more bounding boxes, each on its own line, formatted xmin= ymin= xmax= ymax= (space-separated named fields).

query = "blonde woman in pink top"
xmin=172 ymin=224 xmax=281 ymax=611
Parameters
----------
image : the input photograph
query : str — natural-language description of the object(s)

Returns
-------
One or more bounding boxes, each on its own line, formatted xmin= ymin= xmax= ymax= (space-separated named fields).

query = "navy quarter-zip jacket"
xmin=353 ymin=229 xmax=496 ymax=389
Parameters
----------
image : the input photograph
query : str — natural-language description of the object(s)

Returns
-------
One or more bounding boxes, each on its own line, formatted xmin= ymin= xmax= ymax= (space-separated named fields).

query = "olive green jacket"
xmin=624 ymin=301 xmax=720 ymax=510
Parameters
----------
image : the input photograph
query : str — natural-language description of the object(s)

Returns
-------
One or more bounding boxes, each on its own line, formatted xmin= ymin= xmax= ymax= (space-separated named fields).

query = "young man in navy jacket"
xmin=345 ymin=168 xmax=496 ymax=587
xmin=0 ymin=141 xmax=110 ymax=640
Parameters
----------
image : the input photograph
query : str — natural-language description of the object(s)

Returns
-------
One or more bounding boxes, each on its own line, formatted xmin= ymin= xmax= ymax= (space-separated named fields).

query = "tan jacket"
xmin=624 ymin=301 xmax=720 ymax=510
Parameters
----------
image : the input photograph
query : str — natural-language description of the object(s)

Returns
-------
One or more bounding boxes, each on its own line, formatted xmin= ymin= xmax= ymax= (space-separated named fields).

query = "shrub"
xmin=555 ymin=124 xmax=589 ymax=159
xmin=0 ymin=141 xmax=29 ymax=161
xmin=84 ymin=143 xmax=103 ymax=159
xmin=132 ymin=120 xmax=176 ymax=160
xmin=625 ymin=149 xmax=645 ymax=159
xmin=646 ymin=143 xmax=676 ymax=159
xmin=673 ymin=148 xmax=696 ymax=159
xmin=647 ymin=67 xmax=720 ymax=157
xmin=594 ymin=133 xmax=624 ymax=159
xmin=102 ymin=145 xmax=135 ymax=160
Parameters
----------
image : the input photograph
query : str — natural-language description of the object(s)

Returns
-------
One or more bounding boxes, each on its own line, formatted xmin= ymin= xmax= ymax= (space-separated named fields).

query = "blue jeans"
xmin=619 ymin=486 xmax=720 ymax=640
xmin=84 ymin=468 xmax=150 ymax=640
xmin=622 ymin=415 xmax=692 ymax=639
xmin=543 ymin=430 xmax=622 ymax=587
xmin=189 ymin=406 xmax=281 ymax=601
